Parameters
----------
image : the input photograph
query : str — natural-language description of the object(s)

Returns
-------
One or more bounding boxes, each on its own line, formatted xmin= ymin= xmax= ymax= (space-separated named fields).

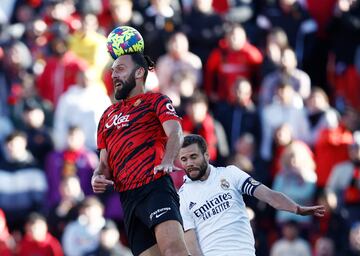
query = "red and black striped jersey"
xmin=97 ymin=92 xmax=181 ymax=191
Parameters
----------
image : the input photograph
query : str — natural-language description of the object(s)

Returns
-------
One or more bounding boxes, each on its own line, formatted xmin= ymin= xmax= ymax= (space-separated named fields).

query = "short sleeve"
xmin=179 ymin=189 xmax=195 ymax=231
xmin=97 ymin=109 xmax=109 ymax=150
xmin=153 ymin=94 xmax=181 ymax=124
xmin=225 ymin=165 xmax=261 ymax=196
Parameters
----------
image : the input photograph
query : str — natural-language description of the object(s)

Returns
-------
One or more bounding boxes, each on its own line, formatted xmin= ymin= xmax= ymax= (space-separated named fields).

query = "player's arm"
xmin=253 ymin=184 xmax=325 ymax=216
xmin=184 ymin=229 xmax=203 ymax=256
xmin=154 ymin=120 xmax=183 ymax=174
xmin=92 ymin=149 xmax=113 ymax=193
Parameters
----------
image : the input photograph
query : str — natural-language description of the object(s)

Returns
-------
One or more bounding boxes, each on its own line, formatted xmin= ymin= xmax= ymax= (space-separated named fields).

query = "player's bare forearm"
xmin=254 ymin=184 xmax=325 ymax=217
xmin=163 ymin=129 xmax=183 ymax=164
xmin=94 ymin=149 xmax=111 ymax=178
xmin=184 ymin=229 xmax=203 ymax=256
xmin=154 ymin=120 xmax=183 ymax=174
xmin=92 ymin=149 xmax=114 ymax=193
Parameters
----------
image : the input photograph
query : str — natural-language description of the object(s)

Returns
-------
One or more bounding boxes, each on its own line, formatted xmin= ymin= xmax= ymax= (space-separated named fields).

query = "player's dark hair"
xmin=182 ymin=134 xmax=208 ymax=154
xmin=130 ymin=53 xmax=155 ymax=82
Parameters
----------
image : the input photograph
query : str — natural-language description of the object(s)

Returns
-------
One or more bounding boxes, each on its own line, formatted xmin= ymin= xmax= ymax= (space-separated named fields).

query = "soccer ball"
xmin=106 ymin=26 xmax=144 ymax=59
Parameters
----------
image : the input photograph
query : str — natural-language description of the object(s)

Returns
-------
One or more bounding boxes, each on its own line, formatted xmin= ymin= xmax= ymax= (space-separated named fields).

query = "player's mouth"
xmin=114 ymin=81 xmax=123 ymax=89
xmin=187 ymin=167 xmax=199 ymax=174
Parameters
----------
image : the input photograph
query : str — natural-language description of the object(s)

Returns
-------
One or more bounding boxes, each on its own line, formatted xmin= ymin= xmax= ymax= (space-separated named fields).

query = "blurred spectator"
xmin=99 ymin=0 xmax=144 ymax=35
xmin=327 ymin=0 xmax=360 ymax=112
xmin=0 ymin=40 xmax=32 ymax=117
xmin=314 ymin=106 xmax=359 ymax=189
xmin=316 ymin=192 xmax=350 ymax=254
xmin=141 ymin=0 xmax=182 ymax=61
xmin=272 ymin=142 xmax=317 ymax=225
xmin=0 ymin=131 xmax=47 ymax=232
xmin=314 ymin=236 xmax=335 ymax=256
xmin=16 ymin=213 xmax=63 ymax=256
xmin=303 ymin=0 xmax=337 ymax=89
xmin=42 ymin=0 xmax=81 ymax=33
xmin=347 ymin=222 xmax=360 ymax=256
xmin=215 ymin=77 xmax=262 ymax=152
xmin=47 ymin=176 xmax=84 ymax=240
xmin=204 ymin=24 xmax=263 ymax=105
xmin=260 ymin=82 xmax=310 ymax=161
xmin=170 ymin=69 xmax=198 ymax=115
xmin=260 ymin=27 xmax=288 ymax=78
xmin=270 ymin=220 xmax=312 ymax=256
xmin=22 ymin=101 xmax=54 ymax=168
xmin=181 ymin=91 xmax=219 ymax=162
xmin=0 ymin=209 xmax=14 ymax=256
xmin=84 ymin=220 xmax=132 ymax=256
xmin=68 ymin=13 xmax=110 ymax=94
xmin=260 ymin=47 xmax=311 ymax=107
xmin=9 ymin=73 xmax=54 ymax=129
xmin=305 ymin=87 xmax=339 ymax=146
xmin=256 ymin=0 xmax=317 ymax=67
xmin=45 ymin=126 xmax=98 ymax=208
xmin=182 ymin=0 xmax=225 ymax=64
xmin=53 ymin=71 xmax=111 ymax=150
xmin=270 ymin=123 xmax=294 ymax=180
xmin=36 ymin=24 xmax=88 ymax=107
xmin=325 ymin=131 xmax=360 ymax=224
xmin=156 ymin=32 xmax=202 ymax=107
xmin=62 ymin=196 xmax=106 ymax=256
xmin=227 ymin=133 xmax=256 ymax=173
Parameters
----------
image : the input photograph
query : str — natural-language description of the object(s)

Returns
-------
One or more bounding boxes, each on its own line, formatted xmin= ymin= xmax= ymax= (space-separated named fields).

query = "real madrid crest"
xmin=220 ymin=178 xmax=230 ymax=190
xmin=133 ymin=99 xmax=141 ymax=107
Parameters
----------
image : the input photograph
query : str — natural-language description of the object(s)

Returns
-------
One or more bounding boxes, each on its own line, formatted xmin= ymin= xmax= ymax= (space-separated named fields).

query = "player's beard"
xmin=187 ymin=160 xmax=208 ymax=181
xmin=114 ymin=69 xmax=137 ymax=100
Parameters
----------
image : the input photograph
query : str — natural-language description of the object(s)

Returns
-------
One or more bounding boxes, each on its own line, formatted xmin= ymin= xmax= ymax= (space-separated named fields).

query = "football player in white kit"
xmin=178 ymin=134 xmax=325 ymax=256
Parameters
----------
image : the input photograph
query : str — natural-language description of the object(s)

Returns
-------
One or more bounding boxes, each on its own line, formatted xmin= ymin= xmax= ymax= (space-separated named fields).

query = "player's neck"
xmin=199 ymin=167 xmax=211 ymax=181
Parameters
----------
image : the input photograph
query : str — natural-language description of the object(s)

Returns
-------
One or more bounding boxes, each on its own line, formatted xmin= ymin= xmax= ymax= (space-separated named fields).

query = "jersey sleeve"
xmin=97 ymin=108 xmax=110 ymax=150
xmin=153 ymin=94 xmax=181 ymax=123
xmin=226 ymin=165 xmax=262 ymax=196
xmin=179 ymin=188 xmax=196 ymax=231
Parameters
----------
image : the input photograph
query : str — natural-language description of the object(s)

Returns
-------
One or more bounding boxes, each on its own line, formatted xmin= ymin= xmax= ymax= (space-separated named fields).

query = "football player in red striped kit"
xmin=91 ymin=52 xmax=189 ymax=256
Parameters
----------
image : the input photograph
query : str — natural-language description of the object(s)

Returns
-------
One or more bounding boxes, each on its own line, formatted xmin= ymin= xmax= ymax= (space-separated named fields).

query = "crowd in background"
xmin=0 ymin=0 xmax=360 ymax=255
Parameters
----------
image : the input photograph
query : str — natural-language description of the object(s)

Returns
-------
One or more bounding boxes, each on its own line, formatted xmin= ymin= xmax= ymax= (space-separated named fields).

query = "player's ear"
xmin=135 ymin=67 xmax=145 ymax=79
xmin=204 ymin=151 xmax=210 ymax=161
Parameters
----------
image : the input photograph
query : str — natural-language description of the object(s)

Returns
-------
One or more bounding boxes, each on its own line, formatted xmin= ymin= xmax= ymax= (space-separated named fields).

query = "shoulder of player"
xmin=219 ymin=165 xmax=248 ymax=178
xmin=145 ymin=92 xmax=169 ymax=101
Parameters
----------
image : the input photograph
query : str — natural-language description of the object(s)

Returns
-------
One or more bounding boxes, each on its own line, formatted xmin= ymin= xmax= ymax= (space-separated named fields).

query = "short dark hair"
xmin=182 ymin=134 xmax=208 ymax=154
xmin=130 ymin=53 xmax=155 ymax=81
xmin=5 ymin=131 xmax=26 ymax=143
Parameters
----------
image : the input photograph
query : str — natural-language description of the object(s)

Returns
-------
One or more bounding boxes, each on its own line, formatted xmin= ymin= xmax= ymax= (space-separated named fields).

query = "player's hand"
xmin=91 ymin=174 xmax=114 ymax=193
xmin=154 ymin=163 xmax=182 ymax=175
xmin=296 ymin=205 xmax=326 ymax=217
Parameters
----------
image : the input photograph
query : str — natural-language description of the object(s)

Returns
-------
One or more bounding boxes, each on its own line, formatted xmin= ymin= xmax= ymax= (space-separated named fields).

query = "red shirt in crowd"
xmin=204 ymin=39 xmax=263 ymax=103
xmin=17 ymin=233 xmax=63 ymax=256
xmin=36 ymin=51 xmax=87 ymax=106
xmin=314 ymin=124 xmax=353 ymax=187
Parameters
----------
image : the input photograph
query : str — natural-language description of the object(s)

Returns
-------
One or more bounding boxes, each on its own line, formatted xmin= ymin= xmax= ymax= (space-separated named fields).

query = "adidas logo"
xmin=189 ymin=202 xmax=196 ymax=210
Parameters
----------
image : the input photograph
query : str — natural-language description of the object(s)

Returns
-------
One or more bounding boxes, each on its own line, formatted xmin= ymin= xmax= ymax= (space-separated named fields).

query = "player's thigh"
xmin=154 ymin=220 xmax=188 ymax=253
xmin=139 ymin=244 xmax=161 ymax=256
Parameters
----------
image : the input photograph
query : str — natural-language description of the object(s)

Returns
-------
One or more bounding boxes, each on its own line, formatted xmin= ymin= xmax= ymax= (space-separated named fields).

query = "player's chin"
xmin=187 ymin=171 xmax=201 ymax=180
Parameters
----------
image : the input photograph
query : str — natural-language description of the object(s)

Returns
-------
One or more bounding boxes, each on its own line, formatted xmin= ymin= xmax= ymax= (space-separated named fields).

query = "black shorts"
xmin=119 ymin=175 xmax=183 ymax=256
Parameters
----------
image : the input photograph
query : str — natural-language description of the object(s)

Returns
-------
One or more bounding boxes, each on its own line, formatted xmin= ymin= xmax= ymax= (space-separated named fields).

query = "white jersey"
xmin=179 ymin=165 xmax=261 ymax=256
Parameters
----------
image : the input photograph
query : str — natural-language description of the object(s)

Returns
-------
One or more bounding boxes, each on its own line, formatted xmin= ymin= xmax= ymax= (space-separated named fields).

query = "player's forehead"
xmin=179 ymin=143 xmax=201 ymax=157
xmin=112 ymin=55 xmax=134 ymax=69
